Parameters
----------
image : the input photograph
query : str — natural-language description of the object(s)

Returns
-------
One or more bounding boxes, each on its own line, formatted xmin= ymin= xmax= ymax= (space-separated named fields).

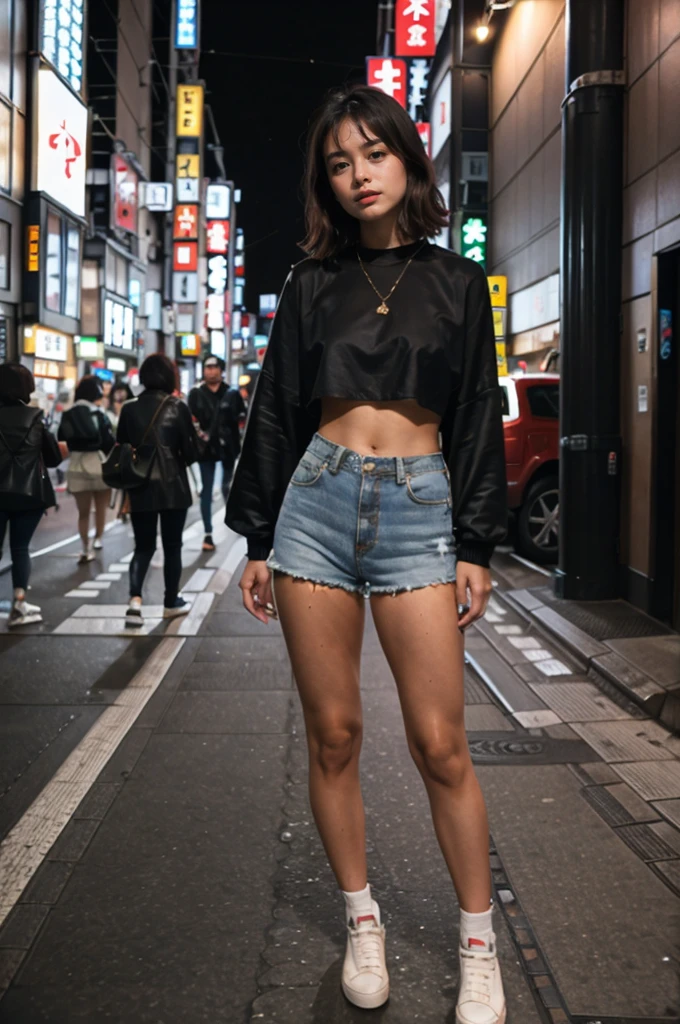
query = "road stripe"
xmin=0 ymin=637 xmax=185 ymax=926
xmin=464 ymin=652 xmax=515 ymax=713
xmin=508 ymin=552 xmax=552 ymax=577
xmin=25 ymin=518 xmax=122 ymax=561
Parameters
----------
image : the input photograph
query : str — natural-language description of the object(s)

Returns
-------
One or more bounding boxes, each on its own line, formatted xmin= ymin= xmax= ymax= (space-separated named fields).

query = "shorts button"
xmin=364 ymin=461 xmax=376 ymax=471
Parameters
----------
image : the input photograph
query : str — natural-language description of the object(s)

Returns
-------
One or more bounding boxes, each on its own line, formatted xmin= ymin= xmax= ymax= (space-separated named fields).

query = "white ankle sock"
xmin=460 ymin=905 xmax=494 ymax=951
xmin=342 ymin=883 xmax=380 ymax=927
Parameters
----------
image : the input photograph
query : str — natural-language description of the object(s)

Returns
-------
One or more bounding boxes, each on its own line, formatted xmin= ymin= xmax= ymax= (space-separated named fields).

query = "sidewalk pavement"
xmin=0 ymin=536 xmax=679 ymax=1023
xmin=491 ymin=552 xmax=680 ymax=733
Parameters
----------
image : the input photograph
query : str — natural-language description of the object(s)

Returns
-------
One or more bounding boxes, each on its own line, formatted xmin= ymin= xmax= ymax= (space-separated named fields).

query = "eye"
xmin=368 ymin=150 xmax=386 ymax=160
xmin=331 ymin=161 xmax=349 ymax=174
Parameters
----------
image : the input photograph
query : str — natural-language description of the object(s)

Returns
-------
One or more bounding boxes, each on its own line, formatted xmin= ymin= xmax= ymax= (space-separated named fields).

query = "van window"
xmin=527 ymin=384 xmax=559 ymax=419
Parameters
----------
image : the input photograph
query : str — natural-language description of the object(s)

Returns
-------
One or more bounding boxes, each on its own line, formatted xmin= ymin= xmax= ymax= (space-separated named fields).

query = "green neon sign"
xmin=462 ymin=217 xmax=487 ymax=265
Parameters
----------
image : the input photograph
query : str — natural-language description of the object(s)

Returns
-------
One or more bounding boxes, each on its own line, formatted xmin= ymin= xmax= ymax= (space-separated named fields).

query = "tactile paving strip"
xmin=536 ymin=589 xmax=673 ymax=639
xmin=614 ymin=823 xmax=679 ymax=862
xmin=570 ymin=720 xmax=674 ymax=762
xmin=613 ymin=761 xmax=680 ymax=801
xmin=530 ymin=682 xmax=633 ymax=722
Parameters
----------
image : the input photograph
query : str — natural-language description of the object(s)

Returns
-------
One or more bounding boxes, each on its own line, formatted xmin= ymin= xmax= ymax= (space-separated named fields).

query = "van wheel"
xmin=517 ymin=476 xmax=559 ymax=564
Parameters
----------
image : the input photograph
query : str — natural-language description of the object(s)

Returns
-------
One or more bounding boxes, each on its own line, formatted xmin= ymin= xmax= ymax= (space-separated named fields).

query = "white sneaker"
xmin=456 ymin=938 xmax=506 ymax=1024
xmin=342 ymin=910 xmax=389 ymax=1010
xmin=163 ymin=596 xmax=191 ymax=618
xmin=8 ymin=600 xmax=42 ymax=628
xmin=125 ymin=598 xmax=143 ymax=628
xmin=93 ymin=537 xmax=103 ymax=550
xmin=78 ymin=550 xmax=95 ymax=564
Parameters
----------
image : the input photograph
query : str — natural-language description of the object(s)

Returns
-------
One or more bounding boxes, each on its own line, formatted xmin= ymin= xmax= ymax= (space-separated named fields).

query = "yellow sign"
xmin=27 ymin=225 xmax=40 ymax=271
xmin=176 ymin=154 xmax=200 ymax=178
xmin=176 ymin=84 xmax=204 ymax=137
xmin=492 ymin=309 xmax=505 ymax=339
xmin=178 ymin=333 xmax=200 ymax=356
xmin=496 ymin=341 xmax=508 ymax=376
xmin=487 ymin=275 xmax=507 ymax=308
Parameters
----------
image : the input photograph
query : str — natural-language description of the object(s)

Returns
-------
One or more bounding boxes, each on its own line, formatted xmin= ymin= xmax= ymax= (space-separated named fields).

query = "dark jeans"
xmin=0 ymin=508 xmax=44 ymax=590
xmin=129 ymin=508 xmax=188 ymax=606
xmin=199 ymin=451 xmax=236 ymax=533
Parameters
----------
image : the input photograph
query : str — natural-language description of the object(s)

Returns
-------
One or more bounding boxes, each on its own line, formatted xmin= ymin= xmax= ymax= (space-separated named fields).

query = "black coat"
xmin=58 ymin=403 xmax=116 ymax=453
xmin=117 ymin=391 xmax=201 ymax=511
xmin=188 ymin=382 xmax=245 ymax=462
xmin=0 ymin=401 xmax=63 ymax=511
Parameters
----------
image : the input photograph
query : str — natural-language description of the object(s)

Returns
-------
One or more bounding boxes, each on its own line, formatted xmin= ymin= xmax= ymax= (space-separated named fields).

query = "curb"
xmin=501 ymin=588 xmax=679 ymax=733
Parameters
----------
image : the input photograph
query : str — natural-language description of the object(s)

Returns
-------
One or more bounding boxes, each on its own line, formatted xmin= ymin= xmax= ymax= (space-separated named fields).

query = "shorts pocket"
xmin=405 ymin=469 xmax=451 ymax=506
xmin=290 ymin=451 xmax=328 ymax=487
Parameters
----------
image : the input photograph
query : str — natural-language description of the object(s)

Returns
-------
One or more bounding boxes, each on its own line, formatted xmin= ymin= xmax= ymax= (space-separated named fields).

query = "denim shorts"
xmin=266 ymin=432 xmax=457 ymax=598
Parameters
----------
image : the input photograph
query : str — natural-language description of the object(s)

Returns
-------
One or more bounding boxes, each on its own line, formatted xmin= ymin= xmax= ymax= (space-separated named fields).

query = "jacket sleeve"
xmin=176 ymin=399 xmax=202 ymax=466
xmin=41 ymin=424 xmax=63 ymax=468
xmin=440 ymin=263 xmax=507 ymax=567
xmin=98 ymin=411 xmax=116 ymax=455
xmin=225 ymin=268 xmax=318 ymax=560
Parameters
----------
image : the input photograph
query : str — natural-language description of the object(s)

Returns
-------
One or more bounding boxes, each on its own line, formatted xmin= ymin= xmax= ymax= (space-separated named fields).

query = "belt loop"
xmin=395 ymin=456 xmax=406 ymax=484
xmin=327 ymin=443 xmax=348 ymax=474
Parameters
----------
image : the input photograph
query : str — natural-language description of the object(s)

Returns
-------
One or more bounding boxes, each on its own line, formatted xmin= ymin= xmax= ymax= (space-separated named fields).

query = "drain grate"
xmin=469 ymin=736 xmax=595 ymax=765
xmin=534 ymin=590 xmax=673 ymax=640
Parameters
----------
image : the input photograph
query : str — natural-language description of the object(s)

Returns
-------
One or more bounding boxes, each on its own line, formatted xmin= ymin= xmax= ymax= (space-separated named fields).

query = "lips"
xmin=356 ymin=191 xmax=381 ymax=203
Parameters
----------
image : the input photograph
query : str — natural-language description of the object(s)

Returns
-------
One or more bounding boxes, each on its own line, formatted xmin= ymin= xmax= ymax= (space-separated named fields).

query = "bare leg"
xmin=272 ymin=572 xmax=368 ymax=892
xmin=74 ymin=492 xmax=92 ymax=550
xmin=93 ymin=489 xmax=110 ymax=540
xmin=370 ymin=583 xmax=492 ymax=913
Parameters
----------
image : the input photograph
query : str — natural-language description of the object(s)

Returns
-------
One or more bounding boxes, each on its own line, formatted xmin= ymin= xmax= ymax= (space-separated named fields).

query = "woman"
xmin=0 ymin=363 xmax=63 ymax=627
xmin=226 ymin=86 xmax=507 ymax=1021
xmin=117 ymin=353 xmax=201 ymax=626
xmin=58 ymin=375 xmax=116 ymax=563
xmin=106 ymin=380 xmax=134 ymax=430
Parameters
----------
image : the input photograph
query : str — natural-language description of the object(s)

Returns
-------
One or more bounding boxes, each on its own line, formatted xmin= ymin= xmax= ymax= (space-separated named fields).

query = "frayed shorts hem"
xmin=267 ymin=559 xmax=457 ymax=599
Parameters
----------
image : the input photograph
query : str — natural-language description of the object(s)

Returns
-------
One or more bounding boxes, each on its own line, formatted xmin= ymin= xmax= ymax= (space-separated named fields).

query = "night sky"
xmin=200 ymin=1 xmax=376 ymax=310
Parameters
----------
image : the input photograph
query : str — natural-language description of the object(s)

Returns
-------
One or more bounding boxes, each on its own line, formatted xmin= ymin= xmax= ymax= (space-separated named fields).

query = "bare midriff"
xmin=317 ymin=397 xmax=442 ymax=457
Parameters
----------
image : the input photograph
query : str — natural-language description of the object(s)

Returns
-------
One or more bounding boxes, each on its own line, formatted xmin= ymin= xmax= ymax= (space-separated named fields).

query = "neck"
xmin=359 ymin=212 xmax=410 ymax=250
xmin=206 ymin=381 xmax=221 ymax=392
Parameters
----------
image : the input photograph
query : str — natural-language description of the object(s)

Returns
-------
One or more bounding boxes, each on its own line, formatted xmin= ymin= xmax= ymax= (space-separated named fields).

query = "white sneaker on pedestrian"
xmin=456 ymin=937 xmax=506 ymax=1024
xmin=342 ymin=909 xmax=389 ymax=1009
xmin=125 ymin=597 xmax=143 ymax=628
xmin=163 ymin=596 xmax=191 ymax=618
xmin=8 ymin=599 xmax=42 ymax=628
xmin=93 ymin=537 xmax=103 ymax=550
xmin=78 ymin=550 xmax=95 ymax=564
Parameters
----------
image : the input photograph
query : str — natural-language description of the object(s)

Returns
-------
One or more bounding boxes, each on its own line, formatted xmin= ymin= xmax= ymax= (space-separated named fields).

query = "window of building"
xmin=115 ymin=254 xmax=127 ymax=297
xmin=80 ymin=258 xmax=100 ymax=336
xmin=64 ymin=226 xmax=80 ymax=317
xmin=0 ymin=0 xmax=11 ymax=99
xmin=0 ymin=218 xmax=9 ymax=290
xmin=526 ymin=383 xmax=559 ymax=419
xmin=11 ymin=109 xmax=23 ymax=202
xmin=45 ymin=211 xmax=62 ymax=311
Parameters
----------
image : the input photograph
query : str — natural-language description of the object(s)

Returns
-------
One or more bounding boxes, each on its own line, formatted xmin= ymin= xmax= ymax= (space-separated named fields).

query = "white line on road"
xmin=0 ymin=637 xmax=185 ymax=927
xmin=26 ymin=518 xmax=122 ymax=561
xmin=508 ymin=552 xmax=552 ymax=577
xmin=464 ymin=651 xmax=515 ymax=713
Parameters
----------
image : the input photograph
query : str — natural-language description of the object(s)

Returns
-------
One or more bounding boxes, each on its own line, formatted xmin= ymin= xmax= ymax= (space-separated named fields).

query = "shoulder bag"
xmin=102 ymin=396 xmax=169 ymax=491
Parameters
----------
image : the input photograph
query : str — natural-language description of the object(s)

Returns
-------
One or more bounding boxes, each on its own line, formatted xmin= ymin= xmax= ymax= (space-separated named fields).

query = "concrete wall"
xmin=488 ymin=0 xmax=565 ymax=351
xmin=620 ymin=0 xmax=680 ymax=578
xmin=115 ymin=0 xmax=153 ymax=176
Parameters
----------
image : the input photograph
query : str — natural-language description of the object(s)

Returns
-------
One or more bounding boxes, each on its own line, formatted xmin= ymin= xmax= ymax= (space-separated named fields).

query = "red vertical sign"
xmin=366 ymin=57 xmax=408 ymax=108
xmin=395 ymin=0 xmax=436 ymax=57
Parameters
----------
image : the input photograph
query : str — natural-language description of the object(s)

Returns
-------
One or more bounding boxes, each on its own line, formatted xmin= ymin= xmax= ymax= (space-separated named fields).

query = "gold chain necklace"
xmin=356 ymin=241 xmax=426 ymax=315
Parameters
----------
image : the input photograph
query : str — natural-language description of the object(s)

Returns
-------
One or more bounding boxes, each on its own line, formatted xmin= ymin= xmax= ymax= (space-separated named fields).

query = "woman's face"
xmin=323 ymin=119 xmax=408 ymax=227
xmin=112 ymin=389 xmax=126 ymax=405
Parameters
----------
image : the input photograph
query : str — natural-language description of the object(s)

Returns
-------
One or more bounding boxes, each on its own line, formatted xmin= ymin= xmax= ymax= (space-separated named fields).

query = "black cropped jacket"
xmin=225 ymin=241 xmax=507 ymax=567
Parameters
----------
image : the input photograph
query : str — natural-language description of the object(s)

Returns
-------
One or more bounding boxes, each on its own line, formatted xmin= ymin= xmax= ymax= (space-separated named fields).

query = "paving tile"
xmin=0 ymin=904 xmax=50 ymax=950
xmin=194 ymin=636 xmax=289 ymax=663
xmin=570 ymin=719 xmax=676 ymax=762
xmin=613 ymin=760 xmax=680 ymax=800
xmin=652 ymin=859 xmax=680 ymax=896
xmin=181 ymin=659 xmax=292 ymax=691
xmin=652 ymin=799 xmax=680 ymax=829
xmin=603 ymin=783 xmax=661 ymax=823
xmin=605 ymin=635 xmax=680 ymax=690
xmin=157 ymin=690 xmax=291 ymax=734
xmin=649 ymin=820 xmax=680 ymax=856
xmin=19 ymin=862 xmax=73 ymax=907
xmin=529 ymin=682 xmax=633 ymax=722
xmin=464 ymin=704 xmax=515 ymax=732
xmin=571 ymin=762 xmax=621 ymax=786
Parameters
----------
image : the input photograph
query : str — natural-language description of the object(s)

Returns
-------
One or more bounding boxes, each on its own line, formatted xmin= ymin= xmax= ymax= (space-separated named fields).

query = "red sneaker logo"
xmin=468 ymin=937 xmax=487 ymax=948
xmin=356 ymin=914 xmax=376 ymax=925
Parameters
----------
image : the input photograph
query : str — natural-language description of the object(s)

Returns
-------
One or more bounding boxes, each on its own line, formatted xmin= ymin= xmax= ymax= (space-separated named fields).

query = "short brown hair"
xmin=301 ymin=85 xmax=448 ymax=260
xmin=139 ymin=353 xmax=178 ymax=394
xmin=0 ymin=363 xmax=34 ymax=404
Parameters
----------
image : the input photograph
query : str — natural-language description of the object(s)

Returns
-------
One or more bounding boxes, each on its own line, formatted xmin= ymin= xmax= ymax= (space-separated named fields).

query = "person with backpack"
xmin=58 ymin=375 xmax=116 ymax=563
xmin=188 ymin=355 xmax=245 ymax=552
xmin=116 ymin=354 xmax=202 ymax=626
xmin=0 ymin=363 xmax=63 ymax=627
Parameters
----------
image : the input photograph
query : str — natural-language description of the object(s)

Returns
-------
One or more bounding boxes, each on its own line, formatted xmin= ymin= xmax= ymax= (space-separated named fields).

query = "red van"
xmin=499 ymin=374 xmax=560 ymax=563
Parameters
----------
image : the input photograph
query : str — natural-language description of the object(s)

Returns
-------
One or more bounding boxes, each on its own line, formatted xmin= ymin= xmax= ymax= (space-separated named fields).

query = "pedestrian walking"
xmin=116 ymin=354 xmax=201 ymax=627
xmin=0 ymin=363 xmax=63 ymax=627
xmin=58 ymin=375 xmax=116 ymax=563
xmin=106 ymin=380 xmax=134 ymax=430
xmin=226 ymin=86 xmax=508 ymax=1021
xmin=188 ymin=355 xmax=245 ymax=552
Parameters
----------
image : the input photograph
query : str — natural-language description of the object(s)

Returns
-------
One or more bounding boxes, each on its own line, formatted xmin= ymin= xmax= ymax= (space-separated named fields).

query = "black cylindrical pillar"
xmin=555 ymin=0 xmax=625 ymax=600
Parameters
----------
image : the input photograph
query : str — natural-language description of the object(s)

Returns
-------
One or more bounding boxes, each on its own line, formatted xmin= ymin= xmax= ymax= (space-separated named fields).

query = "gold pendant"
xmin=376 ymin=302 xmax=389 ymax=315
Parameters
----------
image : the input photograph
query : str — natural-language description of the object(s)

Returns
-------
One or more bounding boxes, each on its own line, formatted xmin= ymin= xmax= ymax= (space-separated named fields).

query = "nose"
xmin=353 ymin=159 xmax=371 ymax=186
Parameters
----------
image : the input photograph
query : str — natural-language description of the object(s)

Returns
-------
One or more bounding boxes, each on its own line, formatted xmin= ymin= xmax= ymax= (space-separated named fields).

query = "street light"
xmin=475 ymin=23 xmax=490 ymax=41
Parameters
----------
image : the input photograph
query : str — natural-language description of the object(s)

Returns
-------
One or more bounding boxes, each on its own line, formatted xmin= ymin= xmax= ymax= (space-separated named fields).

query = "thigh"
xmin=10 ymin=508 xmax=43 ymax=545
xmin=74 ymin=491 xmax=92 ymax=517
xmin=159 ymin=508 xmax=187 ymax=547
xmin=93 ymin=489 xmax=110 ymax=511
xmin=130 ymin=509 xmax=158 ymax=550
xmin=369 ymin=583 xmax=465 ymax=745
xmin=272 ymin=572 xmax=366 ymax=730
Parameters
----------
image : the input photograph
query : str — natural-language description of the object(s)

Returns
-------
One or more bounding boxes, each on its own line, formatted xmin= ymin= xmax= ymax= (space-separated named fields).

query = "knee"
xmin=409 ymin=731 xmax=470 ymax=789
xmin=310 ymin=720 xmax=362 ymax=777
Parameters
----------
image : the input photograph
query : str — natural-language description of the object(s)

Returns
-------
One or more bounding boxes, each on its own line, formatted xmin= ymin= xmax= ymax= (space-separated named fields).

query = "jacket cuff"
xmin=456 ymin=541 xmax=494 ymax=568
xmin=247 ymin=538 xmax=272 ymax=561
